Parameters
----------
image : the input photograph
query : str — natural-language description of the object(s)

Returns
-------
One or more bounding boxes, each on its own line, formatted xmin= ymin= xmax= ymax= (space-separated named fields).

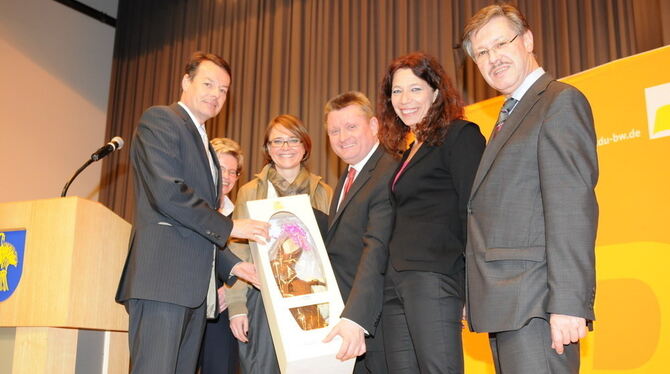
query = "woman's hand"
xmin=230 ymin=315 xmax=250 ymax=343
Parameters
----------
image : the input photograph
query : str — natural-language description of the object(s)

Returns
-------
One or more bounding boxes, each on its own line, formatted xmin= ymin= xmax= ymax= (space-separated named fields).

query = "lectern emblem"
xmin=0 ymin=230 xmax=26 ymax=301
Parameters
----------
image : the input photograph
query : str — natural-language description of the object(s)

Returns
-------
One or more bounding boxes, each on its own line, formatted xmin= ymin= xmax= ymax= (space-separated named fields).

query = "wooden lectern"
xmin=0 ymin=197 xmax=131 ymax=373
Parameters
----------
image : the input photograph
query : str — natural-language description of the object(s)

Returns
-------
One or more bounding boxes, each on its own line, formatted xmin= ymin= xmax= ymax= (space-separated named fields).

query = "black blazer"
xmin=116 ymin=103 xmax=239 ymax=309
xmin=325 ymin=146 xmax=397 ymax=337
xmin=388 ymin=119 xmax=485 ymax=275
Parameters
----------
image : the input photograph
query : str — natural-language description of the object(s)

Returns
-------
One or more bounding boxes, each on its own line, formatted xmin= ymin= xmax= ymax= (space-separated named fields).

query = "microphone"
xmin=61 ymin=136 xmax=125 ymax=197
xmin=91 ymin=136 xmax=125 ymax=161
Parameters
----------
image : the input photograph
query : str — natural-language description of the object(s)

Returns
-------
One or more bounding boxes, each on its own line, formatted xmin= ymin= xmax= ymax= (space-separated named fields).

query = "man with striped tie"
xmin=462 ymin=4 xmax=599 ymax=374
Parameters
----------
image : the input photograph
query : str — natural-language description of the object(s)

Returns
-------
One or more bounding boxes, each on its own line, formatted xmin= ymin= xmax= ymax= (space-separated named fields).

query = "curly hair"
xmin=377 ymin=52 xmax=463 ymax=156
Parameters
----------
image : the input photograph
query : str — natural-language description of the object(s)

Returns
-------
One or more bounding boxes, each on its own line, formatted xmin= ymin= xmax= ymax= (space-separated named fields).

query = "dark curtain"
xmin=100 ymin=0 xmax=669 ymax=221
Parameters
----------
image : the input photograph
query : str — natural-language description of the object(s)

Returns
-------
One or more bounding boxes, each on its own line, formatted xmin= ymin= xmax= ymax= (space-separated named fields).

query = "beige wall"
xmin=0 ymin=0 xmax=115 ymax=203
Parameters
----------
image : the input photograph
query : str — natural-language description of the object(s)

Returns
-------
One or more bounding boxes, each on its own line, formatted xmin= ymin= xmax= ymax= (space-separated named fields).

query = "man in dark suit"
xmin=461 ymin=5 xmax=598 ymax=373
xmin=115 ymin=52 xmax=269 ymax=374
xmin=322 ymin=91 xmax=396 ymax=373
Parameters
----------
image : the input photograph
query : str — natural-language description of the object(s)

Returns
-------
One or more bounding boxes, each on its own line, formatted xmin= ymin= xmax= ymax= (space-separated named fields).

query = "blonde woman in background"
xmin=199 ymin=137 xmax=244 ymax=374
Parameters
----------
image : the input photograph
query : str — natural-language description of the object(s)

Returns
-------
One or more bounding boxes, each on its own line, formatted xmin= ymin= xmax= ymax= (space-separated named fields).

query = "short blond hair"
xmin=323 ymin=91 xmax=374 ymax=127
xmin=210 ymin=137 xmax=243 ymax=173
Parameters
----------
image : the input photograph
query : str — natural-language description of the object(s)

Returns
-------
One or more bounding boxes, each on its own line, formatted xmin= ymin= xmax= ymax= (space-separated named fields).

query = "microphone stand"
xmin=61 ymin=136 xmax=124 ymax=197
xmin=61 ymin=159 xmax=95 ymax=197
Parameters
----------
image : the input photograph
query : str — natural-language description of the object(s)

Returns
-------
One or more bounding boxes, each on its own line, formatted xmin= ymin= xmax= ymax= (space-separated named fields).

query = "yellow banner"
xmin=463 ymin=45 xmax=670 ymax=373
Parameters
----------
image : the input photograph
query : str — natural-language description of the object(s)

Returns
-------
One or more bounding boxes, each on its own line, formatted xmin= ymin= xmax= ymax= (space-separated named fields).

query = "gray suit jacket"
xmin=466 ymin=74 xmax=598 ymax=333
xmin=116 ymin=103 xmax=239 ymax=309
xmin=325 ymin=146 xmax=397 ymax=344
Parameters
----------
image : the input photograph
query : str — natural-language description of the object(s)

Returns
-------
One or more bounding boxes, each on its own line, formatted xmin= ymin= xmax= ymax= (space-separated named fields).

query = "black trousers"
xmin=353 ymin=323 xmax=389 ymax=374
xmin=238 ymin=288 xmax=280 ymax=374
xmin=382 ymin=265 xmax=464 ymax=374
xmin=199 ymin=309 xmax=239 ymax=374
xmin=127 ymin=298 xmax=206 ymax=374
xmin=354 ymin=349 xmax=388 ymax=374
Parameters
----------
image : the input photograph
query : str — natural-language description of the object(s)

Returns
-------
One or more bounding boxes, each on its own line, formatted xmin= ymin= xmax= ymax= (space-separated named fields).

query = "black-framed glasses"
xmin=268 ymin=137 xmax=302 ymax=148
xmin=474 ymin=33 xmax=520 ymax=62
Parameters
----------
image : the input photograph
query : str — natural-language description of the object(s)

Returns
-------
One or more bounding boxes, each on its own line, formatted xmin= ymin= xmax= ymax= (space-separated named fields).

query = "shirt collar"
xmin=177 ymin=101 xmax=206 ymax=134
xmin=510 ymin=67 xmax=545 ymax=101
xmin=219 ymin=195 xmax=235 ymax=216
xmin=349 ymin=142 xmax=379 ymax=173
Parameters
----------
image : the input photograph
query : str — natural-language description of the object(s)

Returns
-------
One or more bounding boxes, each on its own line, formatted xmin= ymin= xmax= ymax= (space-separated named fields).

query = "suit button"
xmin=206 ymin=230 xmax=212 ymax=235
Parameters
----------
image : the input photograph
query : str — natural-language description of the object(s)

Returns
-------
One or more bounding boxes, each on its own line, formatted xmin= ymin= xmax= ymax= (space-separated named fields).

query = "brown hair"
xmin=184 ymin=51 xmax=232 ymax=80
xmin=323 ymin=91 xmax=374 ymax=127
xmin=262 ymin=114 xmax=312 ymax=164
xmin=377 ymin=52 xmax=463 ymax=156
xmin=462 ymin=4 xmax=530 ymax=59
xmin=210 ymin=137 xmax=243 ymax=173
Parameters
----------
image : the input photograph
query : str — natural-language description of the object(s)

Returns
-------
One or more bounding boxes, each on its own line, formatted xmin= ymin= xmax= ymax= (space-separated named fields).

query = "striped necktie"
xmin=490 ymin=97 xmax=518 ymax=141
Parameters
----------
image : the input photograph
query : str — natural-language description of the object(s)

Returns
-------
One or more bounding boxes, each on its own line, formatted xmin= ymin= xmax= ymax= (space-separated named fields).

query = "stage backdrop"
xmin=462 ymin=45 xmax=670 ymax=373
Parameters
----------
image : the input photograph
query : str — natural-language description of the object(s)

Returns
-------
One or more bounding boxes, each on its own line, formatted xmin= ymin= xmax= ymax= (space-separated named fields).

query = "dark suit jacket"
xmin=388 ymin=120 xmax=485 ymax=275
xmin=116 ymin=103 xmax=239 ymax=309
xmin=466 ymin=74 xmax=598 ymax=333
xmin=325 ymin=146 xmax=397 ymax=341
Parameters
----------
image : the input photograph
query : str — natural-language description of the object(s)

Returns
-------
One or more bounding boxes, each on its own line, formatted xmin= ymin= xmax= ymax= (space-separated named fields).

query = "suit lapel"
xmin=327 ymin=147 xmax=384 ymax=235
xmin=470 ymin=74 xmax=553 ymax=198
xmin=328 ymin=170 xmax=348 ymax=228
xmin=392 ymin=141 xmax=433 ymax=187
xmin=169 ymin=103 xmax=218 ymax=204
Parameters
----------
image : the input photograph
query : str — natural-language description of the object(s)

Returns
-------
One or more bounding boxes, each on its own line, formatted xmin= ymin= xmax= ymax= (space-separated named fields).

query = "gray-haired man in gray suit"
xmin=116 ymin=52 xmax=269 ymax=374
xmin=461 ymin=4 xmax=598 ymax=373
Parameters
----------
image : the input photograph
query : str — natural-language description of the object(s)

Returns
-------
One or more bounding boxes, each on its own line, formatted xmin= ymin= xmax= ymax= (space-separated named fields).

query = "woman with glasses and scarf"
xmin=226 ymin=114 xmax=332 ymax=374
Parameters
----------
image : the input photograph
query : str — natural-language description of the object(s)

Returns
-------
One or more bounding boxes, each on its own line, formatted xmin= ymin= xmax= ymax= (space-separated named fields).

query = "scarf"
xmin=266 ymin=165 xmax=311 ymax=197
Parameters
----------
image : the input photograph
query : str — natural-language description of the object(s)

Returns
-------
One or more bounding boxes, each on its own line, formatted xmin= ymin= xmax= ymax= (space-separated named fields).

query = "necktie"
xmin=342 ymin=167 xmax=357 ymax=199
xmin=490 ymin=97 xmax=518 ymax=141
xmin=199 ymin=128 xmax=217 ymax=184
xmin=200 ymin=127 xmax=218 ymax=318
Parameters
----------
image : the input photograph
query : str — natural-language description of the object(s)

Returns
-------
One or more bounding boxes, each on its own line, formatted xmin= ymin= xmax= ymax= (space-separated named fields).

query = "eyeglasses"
xmin=474 ymin=33 xmax=519 ymax=62
xmin=268 ymin=137 xmax=302 ymax=148
xmin=220 ymin=167 xmax=240 ymax=177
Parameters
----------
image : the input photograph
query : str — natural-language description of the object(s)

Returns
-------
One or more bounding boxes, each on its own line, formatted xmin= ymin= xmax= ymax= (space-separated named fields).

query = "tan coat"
xmin=226 ymin=164 xmax=332 ymax=317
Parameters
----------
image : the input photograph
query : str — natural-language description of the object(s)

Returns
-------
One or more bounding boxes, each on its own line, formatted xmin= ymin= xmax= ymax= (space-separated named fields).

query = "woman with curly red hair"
xmin=378 ymin=52 xmax=485 ymax=373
